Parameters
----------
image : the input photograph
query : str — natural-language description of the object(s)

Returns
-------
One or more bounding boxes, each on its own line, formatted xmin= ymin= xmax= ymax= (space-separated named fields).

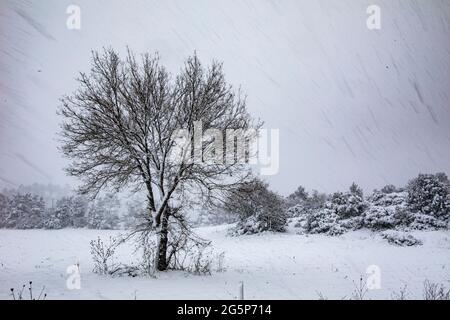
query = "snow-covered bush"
xmin=407 ymin=173 xmax=449 ymax=218
xmin=364 ymin=206 xmax=398 ymax=230
xmin=408 ymin=212 xmax=447 ymax=230
xmin=363 ymin=191 xmax=409 ymax=230
xmin=339 ymin=216 xmax=364 ymax=231
xmin=226 ymin=179 xmax=287 ymax=235
xmin=381 ymin=231 xmax=422 ymax=246
xmin=287 ymin=204 xmax=309 ymax=232
xmin=305 ymin=207 xmax=345 ymax=235
xmin=304 ymin=184 xmax=366 ymax=235
xmin=233 ymin=212 xmax=286 ymax=235
xmin=369 ymin=190 xmax=408 ymax=207
xmin=331 ymin=190 xmax=367 ymax=219
xmin=403 ymin=173 xmax=450 ymax=230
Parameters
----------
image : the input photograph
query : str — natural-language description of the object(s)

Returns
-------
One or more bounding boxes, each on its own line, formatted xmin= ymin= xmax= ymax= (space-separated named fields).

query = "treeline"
xmin=1 ymin=172 xmax=448 ymax=233
xmin=0 ymin=191 xmax=146 ymax=230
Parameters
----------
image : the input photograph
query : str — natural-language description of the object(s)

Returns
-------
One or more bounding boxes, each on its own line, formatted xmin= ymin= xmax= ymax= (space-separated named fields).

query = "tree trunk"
xmin=156 ymin=208 xmax=169 ymax=271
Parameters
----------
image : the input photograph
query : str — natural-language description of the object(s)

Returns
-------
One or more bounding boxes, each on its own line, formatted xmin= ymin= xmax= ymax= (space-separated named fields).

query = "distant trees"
xmin=0 ymin=190 xmax=122 ymax=230
xmin=2 ymin=183 xmax=72 ymax=204
xmin=1 ymin=193 xmax=46 ymax=229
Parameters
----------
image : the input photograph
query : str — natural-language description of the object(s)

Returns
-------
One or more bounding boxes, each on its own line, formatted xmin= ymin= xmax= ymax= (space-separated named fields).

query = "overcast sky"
xmin=0 ymin=0 xmax=449 ymax=195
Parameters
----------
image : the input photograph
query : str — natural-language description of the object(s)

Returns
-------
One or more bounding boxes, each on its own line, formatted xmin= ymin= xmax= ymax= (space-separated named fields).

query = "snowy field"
xmin=1 ymin=225 xmax=449 ymax=300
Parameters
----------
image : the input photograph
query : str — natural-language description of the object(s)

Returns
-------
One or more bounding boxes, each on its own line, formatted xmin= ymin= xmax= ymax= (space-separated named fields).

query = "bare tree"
xmin=59 ymin=48 xmax=260 ymax=270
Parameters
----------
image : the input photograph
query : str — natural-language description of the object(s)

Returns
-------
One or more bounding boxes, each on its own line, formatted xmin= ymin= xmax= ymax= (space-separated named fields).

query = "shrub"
xmin=130 ymin=236 xmax=157 ymax=277
xmin=226 ymin=178 xmax=287 ymax=235
xmin=90 ymin=236 xmax=121 ymax=275
xmin=364 ymin=206 xmax=398 ymax=230
xmin=408 ymin=212 xmax=447 ymax=230
xmin=167 ymin=236 xmax=214 ymax=275
xmin=332 ymin=190 xmax=367 ymax=219
xmin=363 ymin=191 xmax=409 ymax=230
xmin=381 ymin=231 xmax=422 ymax=246
xmin=304 ymin=184 xmax=366 ymax=236
xmin=305 ymin=207 xmax=342 ymax=235
xmin=423 ymin=280 xmax=450 ymax=300
xmin=233 ymin=212 xmax=286 ymax=235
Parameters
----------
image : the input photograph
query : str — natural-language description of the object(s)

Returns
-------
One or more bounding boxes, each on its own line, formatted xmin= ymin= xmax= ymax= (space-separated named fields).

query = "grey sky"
xmin=0 ymin=0 xmax=449 ymax=195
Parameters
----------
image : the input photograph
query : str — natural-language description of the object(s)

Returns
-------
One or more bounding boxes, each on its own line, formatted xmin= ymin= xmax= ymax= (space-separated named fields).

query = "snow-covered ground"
xmin=0 ymin=225 xmax=449 ymax=300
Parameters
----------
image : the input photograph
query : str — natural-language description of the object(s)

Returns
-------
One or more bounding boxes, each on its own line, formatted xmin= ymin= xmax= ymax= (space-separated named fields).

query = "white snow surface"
xmin=1 ymin=225 xmax=449 ymax=300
